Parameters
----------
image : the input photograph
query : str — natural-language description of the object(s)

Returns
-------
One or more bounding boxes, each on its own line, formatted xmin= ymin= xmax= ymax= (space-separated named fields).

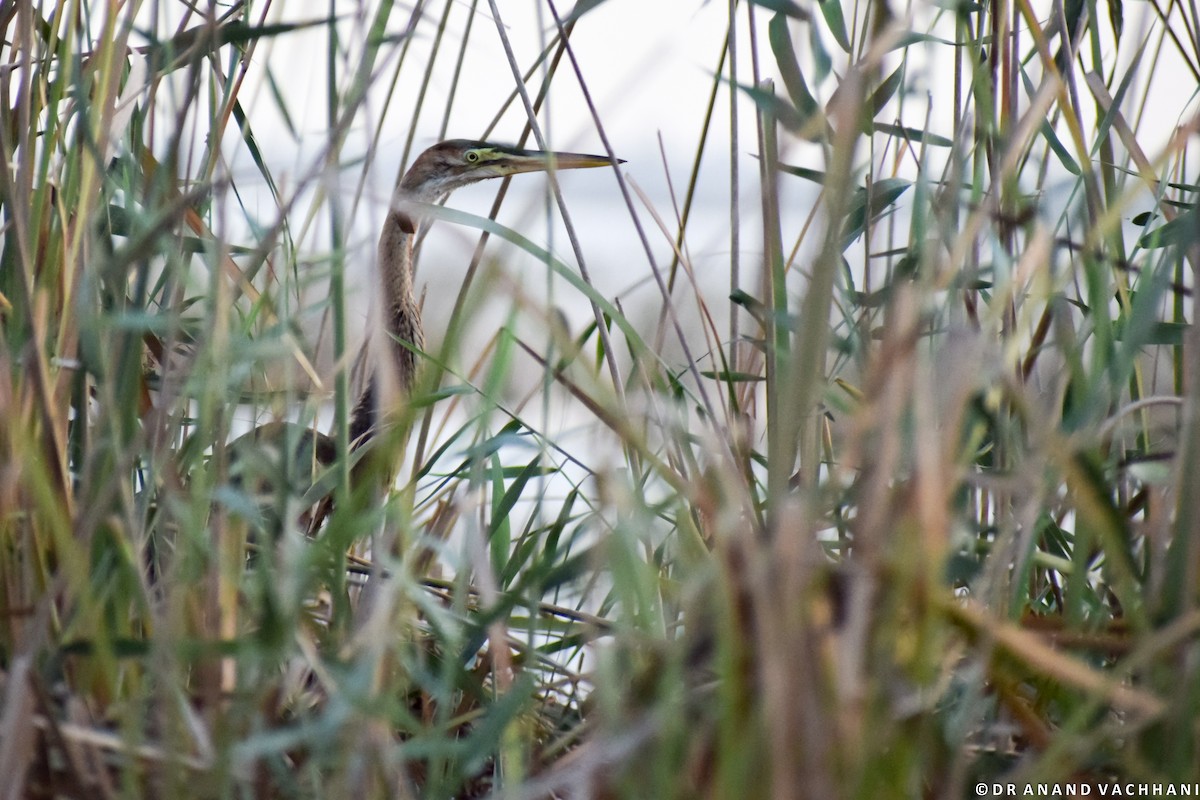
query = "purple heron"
xmin=237 ymin=140 xmax=621 ymax=525
xmin=348 ymin=139 xmax=621 ymax=445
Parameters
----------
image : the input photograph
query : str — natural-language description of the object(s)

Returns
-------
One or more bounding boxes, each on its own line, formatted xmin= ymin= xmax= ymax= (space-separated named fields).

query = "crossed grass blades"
xmin=1 ymin=0 xmax=1199 ymax=796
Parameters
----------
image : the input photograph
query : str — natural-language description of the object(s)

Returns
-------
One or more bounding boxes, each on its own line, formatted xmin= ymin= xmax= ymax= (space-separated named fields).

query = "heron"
xmin=236 ymin=140 xmax=621 ymax=528
xmin=349 ymin=139 xmax=622 ymax=446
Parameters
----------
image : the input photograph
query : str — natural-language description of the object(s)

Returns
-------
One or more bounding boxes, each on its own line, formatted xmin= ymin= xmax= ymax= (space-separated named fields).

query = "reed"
xmin=0 ymin=0 xmax=1196 ymax=796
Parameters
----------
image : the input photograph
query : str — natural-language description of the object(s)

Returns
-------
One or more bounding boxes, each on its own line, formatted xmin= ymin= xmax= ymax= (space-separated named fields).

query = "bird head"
xmin=398 ymin=139 xmax=622 ymax=203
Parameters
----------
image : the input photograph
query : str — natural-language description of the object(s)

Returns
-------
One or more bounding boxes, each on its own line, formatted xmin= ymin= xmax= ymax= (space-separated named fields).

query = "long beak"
xmin=500 ymin=147 xmax=624 ymax=174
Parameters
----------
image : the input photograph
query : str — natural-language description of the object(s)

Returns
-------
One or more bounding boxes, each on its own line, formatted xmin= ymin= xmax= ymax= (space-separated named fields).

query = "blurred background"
xmin=4 ymin=0 xmax=1200 ymax=795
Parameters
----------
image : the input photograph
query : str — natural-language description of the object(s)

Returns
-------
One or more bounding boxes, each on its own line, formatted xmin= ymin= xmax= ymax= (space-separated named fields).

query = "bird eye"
xmin=465 ymin=151 xmax=480 ymax=163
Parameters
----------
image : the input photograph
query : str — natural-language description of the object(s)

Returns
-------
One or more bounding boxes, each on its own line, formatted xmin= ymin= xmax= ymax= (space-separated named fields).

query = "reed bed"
xmin=1 ymin=0 xmax=1198 ymax=796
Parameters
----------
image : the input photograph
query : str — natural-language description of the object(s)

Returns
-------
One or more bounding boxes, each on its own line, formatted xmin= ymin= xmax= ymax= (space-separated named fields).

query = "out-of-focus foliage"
xmin=1 ymin=0 xmax=1197 ymax=796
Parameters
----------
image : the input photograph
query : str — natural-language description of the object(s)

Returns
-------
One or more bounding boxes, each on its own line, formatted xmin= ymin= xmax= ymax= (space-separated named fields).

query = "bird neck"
xmin=377 ymin=210 xmax=416 ymax=299
xmin=372 ymin=206 xmax=424 ymax=398
xmin=349 ymin=193 xmax=430 ymax=445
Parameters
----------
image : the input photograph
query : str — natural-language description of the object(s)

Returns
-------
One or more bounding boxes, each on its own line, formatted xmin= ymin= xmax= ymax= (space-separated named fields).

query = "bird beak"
xmin=499 ymin=147 xmax=624 ymax=175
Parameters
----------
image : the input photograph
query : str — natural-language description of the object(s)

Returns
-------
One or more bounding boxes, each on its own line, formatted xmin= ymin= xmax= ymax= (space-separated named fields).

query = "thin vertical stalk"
xmin=327 ymin=0 xmax=351 ymax=507
xmin=760 ymin=81 xmax=791 ymax=510
xmin=728 ymin=0 xmax=742 ymax=377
